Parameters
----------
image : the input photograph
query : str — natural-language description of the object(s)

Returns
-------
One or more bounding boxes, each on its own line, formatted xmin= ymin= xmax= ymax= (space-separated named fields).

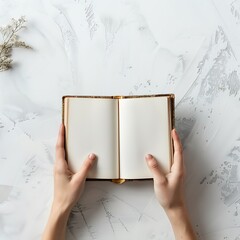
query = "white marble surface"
xmin=0 ymin=0 xmax=240 ymax=239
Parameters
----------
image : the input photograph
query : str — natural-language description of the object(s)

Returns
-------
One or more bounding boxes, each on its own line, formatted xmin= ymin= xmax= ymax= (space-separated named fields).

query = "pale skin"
xmin=145 ymin=129 xmax=197 ymax=240
xmin=42 ymin=124 xmax=197 ymax=240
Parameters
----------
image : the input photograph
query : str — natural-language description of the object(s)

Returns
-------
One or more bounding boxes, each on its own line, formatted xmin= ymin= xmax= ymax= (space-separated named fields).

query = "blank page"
xmin=119 ymin=97 xmax=171 ymax=179
xmin=64 ymin=97 xmax=119 ymax=179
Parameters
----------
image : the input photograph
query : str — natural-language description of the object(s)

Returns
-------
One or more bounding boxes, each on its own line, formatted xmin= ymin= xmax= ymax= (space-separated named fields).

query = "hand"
xmin=146 ymin=129 xmax=197 ymax=240
xmin=53 ymin=124 xmax=96 ymax=213
xmin=146 ymin=128 xmax=185 ymax=210
xmin=42 ymin=124 xmax=96 ymax=240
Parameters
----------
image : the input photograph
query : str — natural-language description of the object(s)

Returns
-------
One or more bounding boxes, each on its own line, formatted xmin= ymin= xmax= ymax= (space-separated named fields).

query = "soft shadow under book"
xmin=62 ymin=94 xmax=175 ymax=182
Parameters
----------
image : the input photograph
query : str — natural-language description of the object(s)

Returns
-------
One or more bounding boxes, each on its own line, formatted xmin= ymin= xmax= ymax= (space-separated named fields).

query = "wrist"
xmin=42 ymin=203 xmax=70 ymax=240
xmin=164 ymin=205 xmax=188 ymax=220
xmin=161 ymin=198 xmax=186 ymax=214
xmin=164 ymin=205 xmax=197 ymax=240
xmin=51 ymin=202 xmax=71 ymax=220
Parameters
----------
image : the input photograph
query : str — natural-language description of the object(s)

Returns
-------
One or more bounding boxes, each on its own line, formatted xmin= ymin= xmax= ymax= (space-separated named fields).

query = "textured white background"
xmin=0 ymin=0 xmax=240 ymax=239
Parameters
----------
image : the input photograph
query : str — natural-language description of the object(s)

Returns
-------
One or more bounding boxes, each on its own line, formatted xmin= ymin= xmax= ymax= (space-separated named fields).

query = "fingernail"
xmin=88 ymin=153 xmax=96 ymax=160
xmin=145 ymin=154 xmax=153 ymax=160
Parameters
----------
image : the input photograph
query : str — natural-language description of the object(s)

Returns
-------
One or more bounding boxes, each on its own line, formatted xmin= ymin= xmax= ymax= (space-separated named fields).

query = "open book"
xmin=62 ymin=94 xmax=174 ymax=182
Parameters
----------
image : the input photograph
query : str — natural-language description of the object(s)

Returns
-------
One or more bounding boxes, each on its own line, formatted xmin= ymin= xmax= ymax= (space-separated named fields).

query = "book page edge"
xmin=62 ymin=97 xmax=69 ymax=162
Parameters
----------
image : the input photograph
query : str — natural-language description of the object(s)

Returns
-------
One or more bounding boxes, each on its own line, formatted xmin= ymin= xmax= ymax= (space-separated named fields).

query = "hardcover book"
xmin=62 ymin=94 xmax=175 ymax=183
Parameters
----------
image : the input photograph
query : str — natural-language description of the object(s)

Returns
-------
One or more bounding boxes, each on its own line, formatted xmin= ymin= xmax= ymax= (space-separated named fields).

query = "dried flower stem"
xmin=0 ymin=16 xmax=31 ymax=72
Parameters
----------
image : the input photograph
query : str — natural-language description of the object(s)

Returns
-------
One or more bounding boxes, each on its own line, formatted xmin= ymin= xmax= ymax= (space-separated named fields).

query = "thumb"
xmin=145 ymin=154 xmax=166 ymax=184
xmin=74 ymin=153 xmax=96 ymax=181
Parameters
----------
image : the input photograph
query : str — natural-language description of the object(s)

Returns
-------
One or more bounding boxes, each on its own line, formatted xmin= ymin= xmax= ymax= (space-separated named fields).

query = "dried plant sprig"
xmin=0 ymin=16 xmax=31 ymax=72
